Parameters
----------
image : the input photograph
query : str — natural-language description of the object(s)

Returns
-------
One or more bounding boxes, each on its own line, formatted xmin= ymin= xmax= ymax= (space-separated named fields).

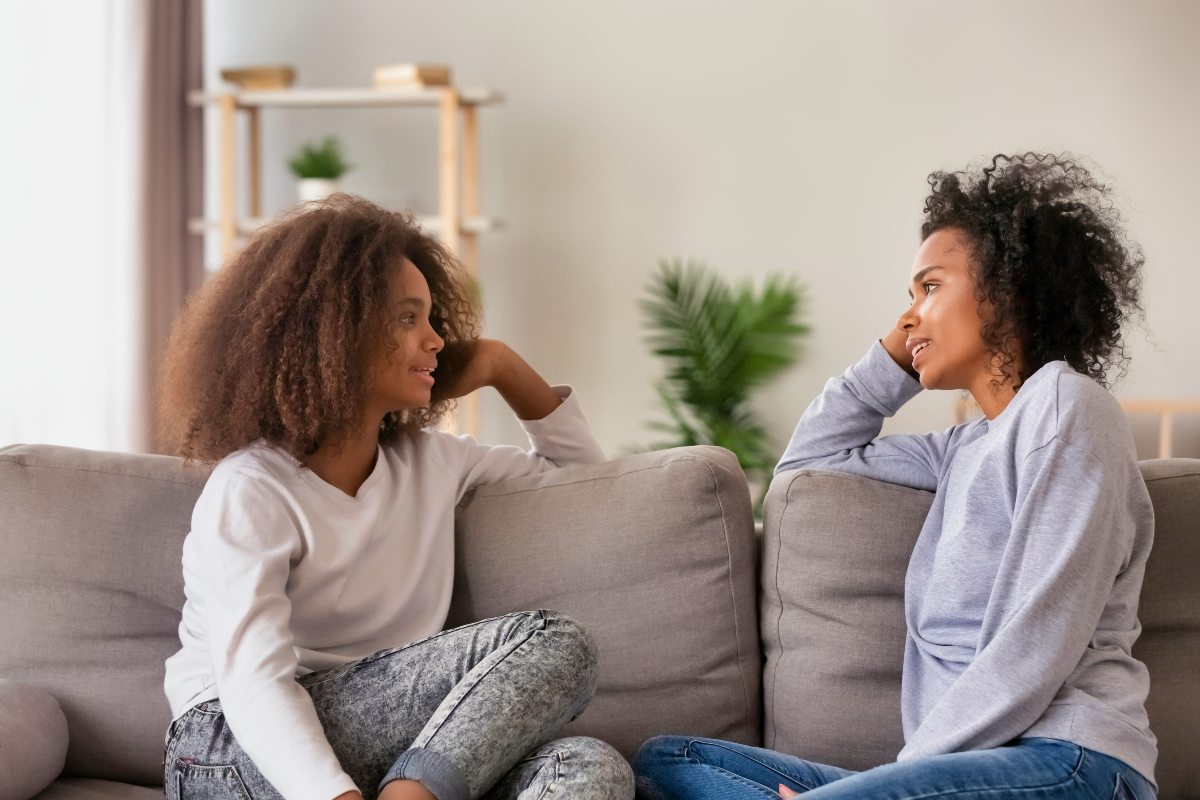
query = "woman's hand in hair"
xmin=436 ymin=339 xmax=564 ymax=421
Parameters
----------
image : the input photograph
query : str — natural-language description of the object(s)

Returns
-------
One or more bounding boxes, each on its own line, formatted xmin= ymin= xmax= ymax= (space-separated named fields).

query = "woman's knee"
xmin=632 ymin=734 xmax=692 ymax=774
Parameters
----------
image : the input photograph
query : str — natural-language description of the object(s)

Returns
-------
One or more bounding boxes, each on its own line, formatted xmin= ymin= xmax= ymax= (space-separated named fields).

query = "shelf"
xmin=188 ymin=86 xmax=503 ymax=109
xmin=193 ymin=76 xmax=499 ymax=437
xmin=188 ymin=214 xmax=502 ymax=237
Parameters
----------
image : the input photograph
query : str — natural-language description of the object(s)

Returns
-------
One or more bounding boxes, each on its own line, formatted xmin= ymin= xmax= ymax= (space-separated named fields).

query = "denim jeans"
xmin=632 ymin=736 xmax=1155 ymax=800
xmin=163 ymin=610 xmax=634 ymax=800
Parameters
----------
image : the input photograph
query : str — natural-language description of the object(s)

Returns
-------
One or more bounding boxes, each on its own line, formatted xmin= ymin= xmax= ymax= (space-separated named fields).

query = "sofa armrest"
xmin=447 ymin=445 xmax=762 ymax=758
xmin=0 ymin=679 xmax=69 ymax=800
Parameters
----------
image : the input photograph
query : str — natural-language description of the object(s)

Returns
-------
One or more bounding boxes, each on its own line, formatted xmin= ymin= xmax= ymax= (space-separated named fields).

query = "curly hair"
xmin=159 ymin=194 xmax=480 ymax=462
xmin=921 ymin=152 xmax=1143 ymax=389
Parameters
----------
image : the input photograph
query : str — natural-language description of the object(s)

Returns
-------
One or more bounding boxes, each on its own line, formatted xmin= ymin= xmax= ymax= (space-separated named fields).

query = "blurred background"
xmin=2 ymin=0 xmax=1198 ymax=462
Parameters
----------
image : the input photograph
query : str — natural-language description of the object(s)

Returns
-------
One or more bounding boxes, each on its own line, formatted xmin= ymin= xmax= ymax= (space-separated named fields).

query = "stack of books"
xmin=372 ymin=63 xmax=452 ymax=89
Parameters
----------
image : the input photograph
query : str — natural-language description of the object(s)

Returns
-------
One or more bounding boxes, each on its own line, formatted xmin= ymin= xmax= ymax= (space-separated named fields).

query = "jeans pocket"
xmin=174 ymin=760 xmax=253 ymax=800
xmin=1111 ymin=774 xmax=1140 ymax=800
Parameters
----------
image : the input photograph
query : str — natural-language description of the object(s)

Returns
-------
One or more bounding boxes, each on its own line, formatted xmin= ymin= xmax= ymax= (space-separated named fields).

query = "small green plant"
xmin=287 ymin=136 xmax=352 ymax=179
xmin=640 ymin=259 xmax=809 ymax=505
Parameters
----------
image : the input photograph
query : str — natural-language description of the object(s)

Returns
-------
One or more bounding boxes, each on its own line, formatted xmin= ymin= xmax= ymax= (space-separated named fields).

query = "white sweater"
xmin=163 ymin=387 xmax=604 ymax=800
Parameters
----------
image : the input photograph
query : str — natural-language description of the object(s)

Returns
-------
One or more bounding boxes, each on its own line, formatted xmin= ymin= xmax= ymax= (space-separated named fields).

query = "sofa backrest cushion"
xmin=761 ymin=459 xmax=1200 ymax=798
xmin=0 ymin=443 xmax=762 ymax=784
xmin=760 ymin=468 xmax=927 ymax=770
xmin=0 ymin=445 xmax=209 ymax=784
xmin=447 ymin=445 xmax=762 ymax=758
xmin=1132 ymin=459 xmax=1200 ymax=798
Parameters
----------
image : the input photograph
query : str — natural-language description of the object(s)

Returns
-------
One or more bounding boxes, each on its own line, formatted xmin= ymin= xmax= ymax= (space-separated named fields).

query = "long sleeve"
xmin=775 ymin=341 xmax=966 ymax=491
xmin=898 ymin=436 xmax=1137 ymax=759
xmin=192 ymin=475 xmax=358 ymax=800
xmin=451 ymin=385 xmax=605 ymax=497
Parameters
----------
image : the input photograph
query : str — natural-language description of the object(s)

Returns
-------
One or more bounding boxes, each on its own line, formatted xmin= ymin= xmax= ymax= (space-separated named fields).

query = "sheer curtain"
xmin=0 ymin=0 xmax=203 ymax=454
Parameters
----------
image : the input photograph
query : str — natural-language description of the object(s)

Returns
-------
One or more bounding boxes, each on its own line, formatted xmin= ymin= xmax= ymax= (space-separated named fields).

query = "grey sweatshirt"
xmin=777 ymin=341 xmax=1157 ymax=785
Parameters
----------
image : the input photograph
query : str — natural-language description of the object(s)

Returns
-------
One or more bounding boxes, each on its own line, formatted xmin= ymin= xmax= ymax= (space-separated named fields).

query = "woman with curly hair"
xmin=159 ymin=195 xmax=633 ymax=800
xmin=634 ymin=154 xmax=1156 ymax=799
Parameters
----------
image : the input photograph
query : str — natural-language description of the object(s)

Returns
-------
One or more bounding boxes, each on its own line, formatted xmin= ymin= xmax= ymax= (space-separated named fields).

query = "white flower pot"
xmin=297 ymin=178 xmax=340 ymax=203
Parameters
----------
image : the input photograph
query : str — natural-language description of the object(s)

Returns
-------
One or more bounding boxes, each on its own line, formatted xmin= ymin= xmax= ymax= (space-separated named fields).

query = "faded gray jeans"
xmin=163 ymin=610 xmax=634 ymax=800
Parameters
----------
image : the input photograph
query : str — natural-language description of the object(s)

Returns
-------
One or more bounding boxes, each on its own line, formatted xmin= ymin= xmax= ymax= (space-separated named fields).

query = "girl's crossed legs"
xmin=165 ymin=610 xmax=633 ymax=800
xmin=633 ymin=735 xmax=1154 ymax=800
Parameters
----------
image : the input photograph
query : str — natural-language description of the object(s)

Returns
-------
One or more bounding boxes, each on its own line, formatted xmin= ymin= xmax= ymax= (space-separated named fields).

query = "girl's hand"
xmin=435 ymin=338 xmax=508 ymax=401
xmin=779 ymin=784 xmax=801 ymax=799
xmin=434 ymin=339 xmax=563 ymax=421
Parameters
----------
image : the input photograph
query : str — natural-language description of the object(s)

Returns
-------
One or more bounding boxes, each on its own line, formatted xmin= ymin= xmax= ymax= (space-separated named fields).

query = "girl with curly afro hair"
xmin=635 ymin=155 xmax=1157 ymax=799
xmin=159 ymin=195 xmax=633 ymax=800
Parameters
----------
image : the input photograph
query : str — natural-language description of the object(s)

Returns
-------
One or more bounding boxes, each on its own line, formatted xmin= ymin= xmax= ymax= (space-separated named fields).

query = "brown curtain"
xmin=134 ymin=0 xmax=205 ymax=453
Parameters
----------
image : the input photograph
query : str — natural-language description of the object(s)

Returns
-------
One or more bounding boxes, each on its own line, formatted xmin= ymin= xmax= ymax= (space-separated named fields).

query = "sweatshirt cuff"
xmin=517 ymin=385 xmax=606 ymax=463
xmin=854 ymin=340 xmax=923 ymax=416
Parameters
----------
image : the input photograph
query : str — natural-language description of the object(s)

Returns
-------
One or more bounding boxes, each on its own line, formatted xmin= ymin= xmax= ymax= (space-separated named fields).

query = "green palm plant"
xmin=640 ymin=259 xmax=809 ymax=501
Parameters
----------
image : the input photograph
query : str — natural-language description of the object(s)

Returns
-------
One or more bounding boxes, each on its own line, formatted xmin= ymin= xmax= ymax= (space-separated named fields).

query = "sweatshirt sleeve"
xmin=452 ymin=384 xmax=606 ymax=496
xmin=775 ymin=341 xmax=961 ymax=491
xmin=897 ymin=437 xmax=1137 ymax=759
xmin=192 ymin=473 xmax=358 ymax=800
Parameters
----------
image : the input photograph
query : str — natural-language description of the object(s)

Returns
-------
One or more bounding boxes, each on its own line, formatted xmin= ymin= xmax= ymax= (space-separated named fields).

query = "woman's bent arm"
xmin=775 ymin=339 xmax=964 ymax=491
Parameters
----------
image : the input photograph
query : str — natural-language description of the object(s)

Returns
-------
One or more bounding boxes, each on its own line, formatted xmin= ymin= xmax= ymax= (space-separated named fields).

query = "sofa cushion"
xmin=0 ymin=680 xmax=69 ymax=800
xmin=760 ymin=468 xmax=928 ymax=770
xmin=0 ymin=445 xmax=210 ymax=784
xmin=447 ymin=445 xmax=762 ymax=758
xmin=1132 ymin=458 xmax=1200 ymax=799
xmin=0 ymin=443 xmax=760 ymax=783
xmin=32 ymin=779 xmax=162 ymax=800
xmin=762 ymin=459 xmax=1200 ymax=797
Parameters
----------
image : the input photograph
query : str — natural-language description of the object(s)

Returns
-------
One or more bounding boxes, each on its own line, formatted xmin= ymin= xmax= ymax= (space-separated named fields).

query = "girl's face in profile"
xmin=367 ymin=257 xmax=445 ymax=415
xmin=898 ymin=228 xmax=996 ymax=394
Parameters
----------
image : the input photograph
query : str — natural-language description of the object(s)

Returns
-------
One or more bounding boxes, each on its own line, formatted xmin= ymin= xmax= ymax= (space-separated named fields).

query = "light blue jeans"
xmin=632 ymin=736 xmax=1155 ymax=800
xmin=164 ymin=610 xmax=634 ymax=800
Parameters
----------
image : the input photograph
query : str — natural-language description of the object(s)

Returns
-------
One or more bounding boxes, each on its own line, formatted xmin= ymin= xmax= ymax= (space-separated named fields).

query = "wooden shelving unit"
xmin=187 ymin=85 xmax=503 ymax=267
xmin=1120 ymin=399 xmax=1200 ymax=458
xmin=187 ymin=84 xmax=505 ymax=436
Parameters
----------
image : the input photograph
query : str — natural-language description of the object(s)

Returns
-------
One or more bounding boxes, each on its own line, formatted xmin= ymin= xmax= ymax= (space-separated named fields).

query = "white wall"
xmin=204 ymin=0 xmax=1200 ymax=458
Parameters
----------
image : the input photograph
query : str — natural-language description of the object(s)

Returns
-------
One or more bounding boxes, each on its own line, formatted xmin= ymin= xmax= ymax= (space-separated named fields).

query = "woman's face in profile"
xmin=899 ymin=228 xmax=994 ymax=393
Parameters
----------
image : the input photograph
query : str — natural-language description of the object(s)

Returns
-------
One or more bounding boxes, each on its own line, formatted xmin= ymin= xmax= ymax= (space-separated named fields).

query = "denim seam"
xmin=685 ymin=738 xmax=815 ymax=793
xmin=692 ymin=761 xmax=786 ymax=798
xmin=414 ymin=614 xmax=545 ymax=752
xmin=302 ymin=611 xmax=539 ymax=688
xmin=870 ymin=745 xmax=1086 ymax=800
xmin=533 ymin=749 xmax=567 ymax=800
xmin=175 ymin=761 xmax=252 ymax=800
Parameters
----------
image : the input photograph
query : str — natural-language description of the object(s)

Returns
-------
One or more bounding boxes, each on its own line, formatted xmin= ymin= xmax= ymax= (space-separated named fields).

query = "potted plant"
xmin=639 ymin=259 xmax=809 ymax=511
xmin=287 ymin=136 xmax=352 ymax=202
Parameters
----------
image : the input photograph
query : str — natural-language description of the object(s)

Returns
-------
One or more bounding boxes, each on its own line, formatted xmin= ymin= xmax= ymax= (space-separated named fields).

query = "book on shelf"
xmin=220 ymin=65 xmax=296 ymax=91
xmin=373 ymin=63 xmax=452 ymax=89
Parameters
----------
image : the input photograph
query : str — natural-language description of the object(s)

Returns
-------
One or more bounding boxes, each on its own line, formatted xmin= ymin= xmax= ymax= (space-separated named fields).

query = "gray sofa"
xmin=0 ymin=444 xmax=1196 ymax=799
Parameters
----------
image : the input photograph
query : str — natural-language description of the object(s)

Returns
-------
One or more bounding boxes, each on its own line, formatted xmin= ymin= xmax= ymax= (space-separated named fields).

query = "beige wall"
xmin=205 ymin=0 xmax=1200 ymax=458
